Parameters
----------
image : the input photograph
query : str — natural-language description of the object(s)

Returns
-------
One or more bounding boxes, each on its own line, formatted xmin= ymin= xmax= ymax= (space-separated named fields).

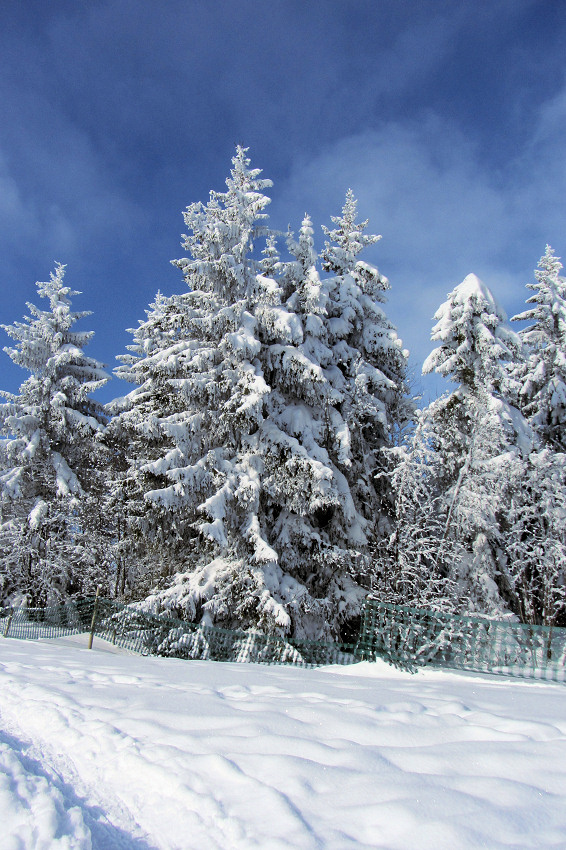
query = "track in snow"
xmin=1 ymin=637 xmax=565 ymax=849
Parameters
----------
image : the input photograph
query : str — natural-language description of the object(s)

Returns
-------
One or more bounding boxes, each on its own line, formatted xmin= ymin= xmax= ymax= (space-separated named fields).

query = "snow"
xmin=21 ymin=428 xmax=41 ymax=460
xmin=28 ymin=499 xmax=48 ymax=531
xmin=450 ymin=272 xmax=500 ymax=308
xmin=1 ymin=637 xmax=565 ymax=850
xmin=52 ymin=451 xmax=82 ymax=497
xmin=0 ymin=741 xmax=91 ymax=849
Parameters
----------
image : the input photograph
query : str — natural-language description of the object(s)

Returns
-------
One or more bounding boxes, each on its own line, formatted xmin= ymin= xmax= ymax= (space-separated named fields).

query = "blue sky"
xmin=1 ymin=0 xmax=565 ymax=403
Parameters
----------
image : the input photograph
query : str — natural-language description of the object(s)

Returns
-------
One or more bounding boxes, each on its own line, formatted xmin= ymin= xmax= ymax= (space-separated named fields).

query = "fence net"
xmin=0 ymin=598 xmax=358 ymax=669
xmin=1 ymin=597 xmax=565 ymax=683
xmin=358 ymin=599 xmax=566 ymax=683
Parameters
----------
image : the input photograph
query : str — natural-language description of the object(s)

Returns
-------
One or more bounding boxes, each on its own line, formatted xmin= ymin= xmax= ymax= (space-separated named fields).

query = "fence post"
xmin=87 ymin=586 xmax=101 ymax=650
xmin=3 ymin=608 xmax=14 ymax=638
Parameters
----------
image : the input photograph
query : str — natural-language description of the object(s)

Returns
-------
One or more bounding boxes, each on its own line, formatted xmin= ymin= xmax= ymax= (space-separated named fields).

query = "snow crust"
xmin=1 ymin=638 xmax=565 ymax=849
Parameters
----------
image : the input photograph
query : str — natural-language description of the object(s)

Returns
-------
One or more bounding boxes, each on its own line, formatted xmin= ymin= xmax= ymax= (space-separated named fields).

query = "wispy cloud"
xmin=274 ymin=102 xmax=566 ymax=397
xmin=0 ymin=0 xmax=564 ymax=404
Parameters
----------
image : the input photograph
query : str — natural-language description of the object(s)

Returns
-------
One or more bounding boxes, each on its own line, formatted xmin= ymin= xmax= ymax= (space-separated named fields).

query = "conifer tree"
xmin=116 ymin=148 xmax=285 ymax=628
xmin=122 ymin=152 xmax=410 ymax=641
xmin=502 ymin=246 xmax=566 ymax=626
xmin=387 ymin=274 xmax=533 ymax=615
xmin=253 ymin=208 xmax=376 ymax=638
xmin=104 ymin=290 xmax=192 ymax=596
xmin=506 ymin=448 xmax=566 ymax=626
xmin=511 ymin=245 xmax=566 ymax=450
xmin=0 ymin=264 xmax=109 ymax=604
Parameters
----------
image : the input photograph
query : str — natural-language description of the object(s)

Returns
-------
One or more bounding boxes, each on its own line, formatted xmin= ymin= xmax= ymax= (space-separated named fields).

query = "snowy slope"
xmin=0 ymin=637 xmax=565 ymax=850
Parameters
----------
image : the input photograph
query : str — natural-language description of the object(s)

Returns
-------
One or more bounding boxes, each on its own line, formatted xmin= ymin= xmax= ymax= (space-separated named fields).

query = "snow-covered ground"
xmin=0 ymin=635 xmax=565 ymax=850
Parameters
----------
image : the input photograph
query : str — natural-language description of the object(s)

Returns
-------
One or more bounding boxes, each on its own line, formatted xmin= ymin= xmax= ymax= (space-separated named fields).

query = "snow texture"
xmin=0 ymin=637 xmax=565 ymax=849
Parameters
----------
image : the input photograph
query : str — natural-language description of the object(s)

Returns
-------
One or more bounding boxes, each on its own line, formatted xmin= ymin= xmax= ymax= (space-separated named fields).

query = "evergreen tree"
xmin=118 ymin=147 xmax=286 ymax=629
xmin=511 ymin=245 xmax=566 ymax=451
xmin=253 ymin=206 xmax=383 ymax=638
xmin=0 ymin=263 xmax=110 ymax=604
xmin=505 ymin=448 xmax=566 ymax=626
xmin=502 ymin=246 xmax=566 ymax=626
xmin=123 ymin=152 xmax=410 ymax=641
xmin=392 ymin=274 xmax=533 ymax=615
xmin=105 ymin=290 xmax=196 ymax=596
xmin=320 ymin=191 xmax=413 ymax=523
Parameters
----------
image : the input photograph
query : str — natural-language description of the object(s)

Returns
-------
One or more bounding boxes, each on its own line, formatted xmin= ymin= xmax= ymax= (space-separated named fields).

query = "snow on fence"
xmin=358 ymin=599 xmax=566 ymax=683
xmin=1 ymin=598 xmax=565 ymax=683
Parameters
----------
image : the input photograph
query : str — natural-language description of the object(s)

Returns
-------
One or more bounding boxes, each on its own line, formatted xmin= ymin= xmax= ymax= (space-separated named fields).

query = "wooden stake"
xmin=3 ymin=608 xmax=13 ymax=638
xmin=88 ymin=586 xmax=101 ymax=649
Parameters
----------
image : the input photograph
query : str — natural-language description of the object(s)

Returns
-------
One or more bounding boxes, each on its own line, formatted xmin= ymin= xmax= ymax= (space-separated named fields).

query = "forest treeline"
xmin=1 ymin=147 xmax=564 ymax=639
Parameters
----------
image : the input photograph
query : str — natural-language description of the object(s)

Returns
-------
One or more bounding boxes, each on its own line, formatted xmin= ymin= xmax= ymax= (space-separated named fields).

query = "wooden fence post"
xmin=88 ymin=586 xmax=101 ymax=650
xmin=3 ymin=608 xmax=14 ymax=638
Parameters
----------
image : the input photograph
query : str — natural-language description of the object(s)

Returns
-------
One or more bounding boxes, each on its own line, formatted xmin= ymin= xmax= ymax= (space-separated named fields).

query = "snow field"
xmin=0 ymin=637 xmax=565 ymax=849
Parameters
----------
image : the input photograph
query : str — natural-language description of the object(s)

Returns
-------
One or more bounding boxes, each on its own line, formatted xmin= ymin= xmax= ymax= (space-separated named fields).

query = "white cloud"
xmin=275 ymin=108 xmax=566 ymax=395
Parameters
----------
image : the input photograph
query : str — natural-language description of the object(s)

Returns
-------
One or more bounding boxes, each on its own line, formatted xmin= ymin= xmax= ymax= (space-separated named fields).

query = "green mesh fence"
xmin=0 ymin=600 xmax=94 ymax=641
xmin=0 ymin=599 xmax=358 ymax=669
xmin=3 ymin=597 xmax=565 ymax=682
xmin=358 ymin=599 xmax=566 ymax=683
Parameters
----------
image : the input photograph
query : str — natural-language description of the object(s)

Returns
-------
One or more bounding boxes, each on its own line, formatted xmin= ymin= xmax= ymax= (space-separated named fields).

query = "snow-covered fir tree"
xmin=121 ymin=149 xmax=410 ymax=641
xmin=0 ymin=264 xmax=110 ymax=605
xmin=116 ymin=147 xmax=287 ymax=629
xmin=386 ymin=274 xmax=534 ymax=616
xmin=501 ymin=245 xmax=566 ymax=626
xmin=505 ymin=448 xmax=566 ymax=626
xmin=105 ymin=290 xmax=197 ymax=597
xmin=372 ymin=411 xmax=462 ymax=611
xmin=251 ymin=200 xmax=411 ymax=638
xmin=320 ymin=190 xmax=413 ymax=521
xmin=511 ymin=245 xmax=566 ymax=451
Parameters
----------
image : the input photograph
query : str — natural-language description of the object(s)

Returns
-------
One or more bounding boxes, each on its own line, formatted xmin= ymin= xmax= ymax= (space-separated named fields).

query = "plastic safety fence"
xmin=0 ymin=599 xmax=359 ymax=669
xmin=358 ymin=599 xmax=566 ymax=683
xmin=0 ymin=600 xmax=95 ymax=641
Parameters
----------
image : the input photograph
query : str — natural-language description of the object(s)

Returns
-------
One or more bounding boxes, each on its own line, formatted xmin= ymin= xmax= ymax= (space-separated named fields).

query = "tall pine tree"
xmin=115 ymin=148 xmax=285 ymax=629
xmin=384 ymin=274 xmax=533 ymax=615
xmin=120 ymin=152 xmax=410 ymax=640
xmin=0 ymin=264 xmax=109 ymax=604
xmin=505 ymin=246 xmax=566 ymax=625
xmin=511 ymin=245 xmax=566 ymax=450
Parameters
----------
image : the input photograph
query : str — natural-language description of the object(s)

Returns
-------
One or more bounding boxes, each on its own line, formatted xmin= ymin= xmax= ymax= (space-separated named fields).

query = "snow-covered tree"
xmin=104 ymin=290 xmax=197 ymax=596
xmin=371 ymin=411 xmax=462 ymax=611
xmin=423 ymin=274 xmax=524 ymax=398
xmin=117 ymin=148 xmax=287 ymax=628
xmin=0 ymin=263 xmax=110 ymax=605
xmin=390 ymin=274 xmax=534 ymax=616
xmin=319 ymin=190 xmax=413 ymax=522
xmin=505 ymin=448 xmax=566 ymax=627
xmin=511 ymin=245 xmax=566 ymax=451
xmin=123 ymin=152 xmax=410 ymax=641
xmin=251 ymin=205 xmax=390 ymax=638
xmin=498 ymin=245 xmax=566 ymax=626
